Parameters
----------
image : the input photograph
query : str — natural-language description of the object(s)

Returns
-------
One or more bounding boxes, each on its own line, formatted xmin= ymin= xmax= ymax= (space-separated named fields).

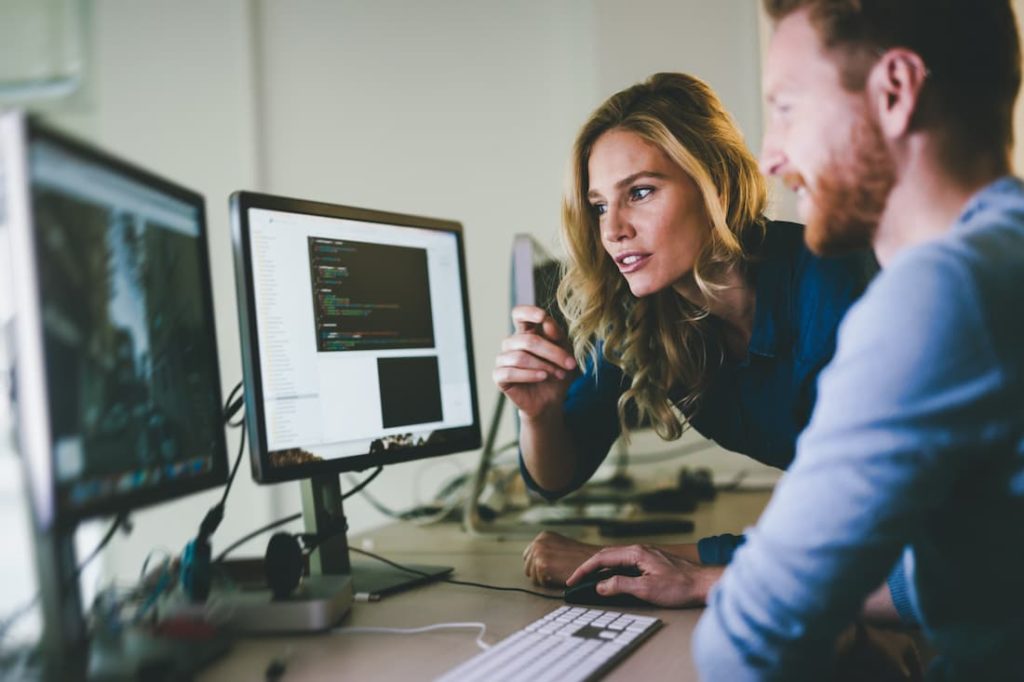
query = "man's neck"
xmin=874 ymin=138 xmax=1008 ymax=267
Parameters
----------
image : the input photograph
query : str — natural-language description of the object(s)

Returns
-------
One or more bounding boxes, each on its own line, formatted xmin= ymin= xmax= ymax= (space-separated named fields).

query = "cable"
xmin=0 ymin=512 xmax=129 ymax=642
xmin=191 ymin=382 xmax=248 ymax=551
xmin=341 ymin=466 xmax=383 ymax=500
xmin=218 ymin=381 xmax=247 ymax=507
xmin=218 ymin=417 xmax=246 ymax=508
xmin=214 ymin=466 xmax=384 ymax=563
xmin=223 ymin=381 xmax=245 ymax=427
xmin=214 ymin=513 xmax=302 ymax=563
xmin=334 ymin=622 xmax=491 ymax=651
xmin=348 ymin=546 xmax=562 ymax=601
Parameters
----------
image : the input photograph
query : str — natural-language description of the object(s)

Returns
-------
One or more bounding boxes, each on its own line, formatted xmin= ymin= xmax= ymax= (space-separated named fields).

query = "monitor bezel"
xmin=10 ymin=114 xmax=230 ymax=528
xmin=231 ymin=190 xmax=483 ymax=484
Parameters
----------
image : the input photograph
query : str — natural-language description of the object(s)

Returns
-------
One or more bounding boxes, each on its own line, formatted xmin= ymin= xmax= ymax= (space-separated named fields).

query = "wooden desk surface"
xmin=200 ymin=490 xmax=771 ymax=681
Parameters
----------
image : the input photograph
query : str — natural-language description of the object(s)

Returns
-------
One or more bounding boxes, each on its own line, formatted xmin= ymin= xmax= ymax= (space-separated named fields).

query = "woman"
xmin=493 ymin=73 xmax=899 ymax=616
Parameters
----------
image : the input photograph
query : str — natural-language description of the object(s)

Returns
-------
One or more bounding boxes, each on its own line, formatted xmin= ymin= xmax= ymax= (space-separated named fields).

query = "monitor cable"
xmin=180 ymin=381 xmax=246 ymax=602
xmin=349 ymin=546 xmax=562 ymax=601
xmin=214 ymin=475 xmax=561 ymax=601
xmin=213 ymin=465 xmax=383 ymax=564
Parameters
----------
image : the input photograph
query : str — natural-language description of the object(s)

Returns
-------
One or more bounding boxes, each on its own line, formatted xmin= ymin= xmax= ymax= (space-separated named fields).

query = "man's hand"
xmin=565 ymin=544 xmax=723 ymax=608
xmin=522 ymin=531 xmax=600 ymax=586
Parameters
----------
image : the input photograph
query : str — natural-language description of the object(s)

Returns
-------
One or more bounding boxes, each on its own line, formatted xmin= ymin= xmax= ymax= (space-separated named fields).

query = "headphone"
xmin=263 ymin=532 xmax=308 ymax=599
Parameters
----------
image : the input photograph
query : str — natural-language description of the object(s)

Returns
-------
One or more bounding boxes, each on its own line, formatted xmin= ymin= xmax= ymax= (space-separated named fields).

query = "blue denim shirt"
xmin=694 ymin=177 xmax=1024 ymax=681
xmin=519 ymin=221 xmax=878 ymax=554
xmin=521 ymin=221 xmax=871 ymax=492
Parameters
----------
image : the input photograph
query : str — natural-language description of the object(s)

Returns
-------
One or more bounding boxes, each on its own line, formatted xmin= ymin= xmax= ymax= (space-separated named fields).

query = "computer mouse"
xmin=563 ymin=566 xmax=651 ymax=608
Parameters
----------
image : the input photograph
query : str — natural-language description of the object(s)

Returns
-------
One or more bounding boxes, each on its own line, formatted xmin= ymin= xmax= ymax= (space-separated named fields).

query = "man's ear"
xmin=867 ymin=48 xmax=928 ymax=138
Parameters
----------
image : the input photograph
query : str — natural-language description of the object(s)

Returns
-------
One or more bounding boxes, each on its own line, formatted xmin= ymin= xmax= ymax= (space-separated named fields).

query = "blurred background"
xmin=2 ymin=0 xmax=1023 ymax=644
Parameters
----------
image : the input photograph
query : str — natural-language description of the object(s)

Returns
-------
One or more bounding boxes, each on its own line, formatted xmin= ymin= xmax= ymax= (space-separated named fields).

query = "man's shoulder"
xmin=887 ymin=194 xmax=1024 ymax=305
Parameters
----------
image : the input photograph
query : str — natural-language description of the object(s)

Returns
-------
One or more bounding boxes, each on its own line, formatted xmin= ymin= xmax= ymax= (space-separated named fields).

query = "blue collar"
xmin=957 ymin=175 xmax=1024 ymax=227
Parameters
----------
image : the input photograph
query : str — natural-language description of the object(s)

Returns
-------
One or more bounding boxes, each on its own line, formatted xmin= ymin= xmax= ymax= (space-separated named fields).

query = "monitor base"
xmin=349 ymin=559 xmax=452 ymax=599
xmin=175 ymin=574 xmax=354 ymax=634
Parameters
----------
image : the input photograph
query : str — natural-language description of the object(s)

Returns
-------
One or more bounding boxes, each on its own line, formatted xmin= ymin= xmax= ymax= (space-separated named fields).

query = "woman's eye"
xmin=630 ymin=187 xmax=653 ymax=201
xmin=591 ymin=202 xmax=608 ymax=216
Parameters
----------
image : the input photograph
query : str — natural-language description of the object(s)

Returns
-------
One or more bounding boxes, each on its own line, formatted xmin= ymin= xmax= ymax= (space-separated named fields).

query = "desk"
xmin=200 ymin=490 xmax=771 ymax=681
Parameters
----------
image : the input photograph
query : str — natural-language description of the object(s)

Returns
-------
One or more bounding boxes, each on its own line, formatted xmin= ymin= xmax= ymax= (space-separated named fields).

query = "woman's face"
xmin=587 ymin=128 xmax=708 ymax=298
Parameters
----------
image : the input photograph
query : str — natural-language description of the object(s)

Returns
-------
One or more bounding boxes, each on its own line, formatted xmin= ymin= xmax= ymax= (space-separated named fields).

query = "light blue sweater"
xmin=694 ymin=177 xmax=1024 ymax=681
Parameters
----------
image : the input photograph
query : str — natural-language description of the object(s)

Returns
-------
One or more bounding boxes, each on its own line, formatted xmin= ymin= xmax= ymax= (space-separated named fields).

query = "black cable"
xmin=342 ymin=466 xmax=384 ymax=501
xmin=193 ymin=382 xmax=248 ymax=545
xmin=75 ymin=512 xmax=130 ymax=577
xmin=214 ymin=466 xmax=384 ymax=563
xmin=218 ymin=417 xmax=246 ymax=509
xmin=0 ymin=512 xmax=129 ymax=641
xmin=214 ymin=512 xmax=303 ymax=563
xmin=223 ymin=381 xmax=245 ymax=427
xmin=348 ymin=546 xmax=562 ymax=601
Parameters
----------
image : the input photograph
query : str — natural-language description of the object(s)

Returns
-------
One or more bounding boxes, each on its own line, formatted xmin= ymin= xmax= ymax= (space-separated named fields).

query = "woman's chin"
xmin=626 ymin=280 xmax=657 ymax=298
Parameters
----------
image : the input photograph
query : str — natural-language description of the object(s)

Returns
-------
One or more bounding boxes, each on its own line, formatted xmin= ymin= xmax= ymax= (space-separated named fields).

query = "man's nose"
xmin=759 ymin=128 xmax=785 ymax=177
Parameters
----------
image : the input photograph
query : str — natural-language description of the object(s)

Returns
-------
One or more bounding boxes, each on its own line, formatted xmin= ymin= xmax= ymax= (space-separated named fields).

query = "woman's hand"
xmin=523 ymin=531 xmax=601 ymax=586
xmin=492 ymin=305 xmax=578 ymax=419
xmin=565 ymin=544 xmax=723 ymax=608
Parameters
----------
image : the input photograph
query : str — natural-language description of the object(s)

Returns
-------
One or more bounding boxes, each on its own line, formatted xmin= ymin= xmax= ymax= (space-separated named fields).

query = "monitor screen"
xmin=1 ymin=115 xmax=228 ymax=526
xmin=232 ymin=192 xmax=481 ymax=483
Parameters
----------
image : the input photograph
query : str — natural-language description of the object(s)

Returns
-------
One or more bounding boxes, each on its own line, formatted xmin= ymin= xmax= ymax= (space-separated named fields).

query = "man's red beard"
xmin=803 ymin=113 xmax=895 ymax=256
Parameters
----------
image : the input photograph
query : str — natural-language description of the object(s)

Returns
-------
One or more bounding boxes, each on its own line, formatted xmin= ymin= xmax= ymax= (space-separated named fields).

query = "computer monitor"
xmin=511 ymin=233 xmax=564 ymax=330
xmin=0 ymin=111 xmax=229 ymax=676
xmin=230 ymin=191 xmax=481 ymax=595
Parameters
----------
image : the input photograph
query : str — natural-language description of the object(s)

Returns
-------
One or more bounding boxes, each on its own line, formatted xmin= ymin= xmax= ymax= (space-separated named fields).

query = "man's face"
xmin=760 ymin=8 xmax=895 ymax=255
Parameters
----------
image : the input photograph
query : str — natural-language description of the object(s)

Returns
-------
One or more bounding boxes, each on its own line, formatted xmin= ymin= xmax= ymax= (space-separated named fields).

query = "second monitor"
xmin=231 ymin=191 xmax=482 ymax=597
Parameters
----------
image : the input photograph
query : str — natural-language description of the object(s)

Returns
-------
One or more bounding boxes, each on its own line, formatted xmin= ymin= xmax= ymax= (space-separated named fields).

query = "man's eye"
xmin=630 ymin=187 xmax=653 ymax=201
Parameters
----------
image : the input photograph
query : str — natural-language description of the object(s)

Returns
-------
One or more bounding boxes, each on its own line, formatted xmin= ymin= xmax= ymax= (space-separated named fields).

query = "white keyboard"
xmin=435 ymin=605 xmax=662 ymax=682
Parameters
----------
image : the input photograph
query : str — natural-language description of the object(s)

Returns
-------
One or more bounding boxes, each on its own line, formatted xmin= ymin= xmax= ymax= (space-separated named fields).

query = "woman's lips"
xmin=615 ymin=252 xmax=651 ymax=274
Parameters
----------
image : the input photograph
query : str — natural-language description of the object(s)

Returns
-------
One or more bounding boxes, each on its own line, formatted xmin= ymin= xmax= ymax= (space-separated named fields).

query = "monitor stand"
xmin=301 ymin=473 xmax=453 ymax=599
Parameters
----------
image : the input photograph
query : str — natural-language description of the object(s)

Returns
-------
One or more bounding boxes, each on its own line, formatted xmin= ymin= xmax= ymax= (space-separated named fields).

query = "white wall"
xmin=1 ymin=0 xmax=765 ymax=594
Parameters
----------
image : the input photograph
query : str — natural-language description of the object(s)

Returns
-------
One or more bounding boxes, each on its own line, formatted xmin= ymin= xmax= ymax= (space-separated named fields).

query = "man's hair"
xmin=763 ymin=0 xmax=1021 ymax=159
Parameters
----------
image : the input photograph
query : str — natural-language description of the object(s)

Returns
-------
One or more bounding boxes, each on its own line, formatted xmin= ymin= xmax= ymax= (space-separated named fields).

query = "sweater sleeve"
xmin=694 ymin=248 xmax=1006 ymax=680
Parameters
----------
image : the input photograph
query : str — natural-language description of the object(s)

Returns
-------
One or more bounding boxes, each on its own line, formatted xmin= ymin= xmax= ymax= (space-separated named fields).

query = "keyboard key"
xmin=435 ymin=606 xmax=662 ymax=682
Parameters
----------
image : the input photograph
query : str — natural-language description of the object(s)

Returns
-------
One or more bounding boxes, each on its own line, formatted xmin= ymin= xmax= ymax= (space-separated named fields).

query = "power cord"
xmin=213 ymin=507 xmax=561 ymax=600
xmin=349 ymin=546 xmax=562 ymax=601
xmin=349 ymin=440 xmax=520 ymax=524
xmin=180 ymin=381 xmax=247 ymax=601
xmin=213 ymin=466 xmax=384 ymax=563
xmin=334 ymin=621 xmax=491 ymax=651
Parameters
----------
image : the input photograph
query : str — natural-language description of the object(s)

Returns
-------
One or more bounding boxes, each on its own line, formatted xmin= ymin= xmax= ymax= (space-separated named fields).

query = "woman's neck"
xmin=673 ymin=266 xmax=756 ymax=360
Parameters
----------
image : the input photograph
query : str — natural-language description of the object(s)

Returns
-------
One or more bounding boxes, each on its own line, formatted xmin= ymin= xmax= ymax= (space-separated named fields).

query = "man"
xmin=690 ymin=1 xmax=1024 ymax=679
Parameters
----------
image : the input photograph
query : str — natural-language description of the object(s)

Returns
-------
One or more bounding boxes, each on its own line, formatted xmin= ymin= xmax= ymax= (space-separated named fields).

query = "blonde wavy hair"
xmin=558 ymin=72 xmax=768 ymax=441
